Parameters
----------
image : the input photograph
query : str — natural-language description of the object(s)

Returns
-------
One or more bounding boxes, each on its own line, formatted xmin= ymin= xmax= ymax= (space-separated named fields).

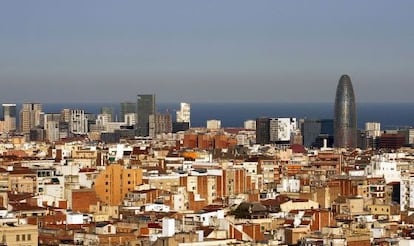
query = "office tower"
xmin=365 ymin=122 xmax=381 ymax=138
xmin=2 ymin=104 xmax=17 ymax=132
xmin=176 ymin=102 xmax=191 ymax=126
xmin=100 ymin=106 xmax=114 ymax=122
xmin=44 ymin=113 xmax=61 ymax=142
xmin=149 ymin=113 xmax=172 ymax=138
xmin=70 ymin=109 xmax=88 ymax=135
xmin=60 ymin=109 xmax=71 ymax=123
xmin=45 ymin=121 xmax=60 ymax=142
xmin=398 ymin=128 xmax=414 ymax=146
xmin=136 ymin=94 xmax=156 ymax=136
xmin=19 ymin=103 xmax=43 ymax=134
xmin=95 ymin=114 xmax=110 ymax=130
xmin=302 ymin=119 xmax=334 ymax=148
xmin=334 ymin=74 xmax=357 ymax=148
xmin=124 ymin=113 xmax=136 ymax=126
xmin=120 ymin=102 xmax=136 ymax=122
xmin=269 ymin=118 xmax=297 ymax=144
xmin=364 ymin=122 xmax=381 ymax=149
xmin=256 ymin=118 xmax=270 ymax=144
xmin=59 ymin=122 xmax=70 ymax=139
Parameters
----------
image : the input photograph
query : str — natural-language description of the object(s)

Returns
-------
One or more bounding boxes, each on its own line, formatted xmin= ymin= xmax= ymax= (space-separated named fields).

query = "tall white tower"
xmin=70 ymin=109 xmax=88 ymax=135
xmin=176 ymin=102 xmax=191 ymax=126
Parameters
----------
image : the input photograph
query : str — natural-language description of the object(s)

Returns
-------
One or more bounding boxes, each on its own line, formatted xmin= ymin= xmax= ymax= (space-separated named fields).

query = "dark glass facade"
xmin=136 ymin=94 xmax=156 ymax=136
xmin=302 ymin=119 xmax=333 ymax=148
xmin=334 ymin=74 xmax=357 ymax=148
xmin=256 ymin=117 xmax=270 ymax=145
xmin=120 ymin=102 xmax=136 ymax=121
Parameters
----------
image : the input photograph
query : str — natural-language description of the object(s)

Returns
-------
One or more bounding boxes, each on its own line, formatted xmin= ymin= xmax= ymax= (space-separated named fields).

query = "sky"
xmin=0 ymin=1 xmax=413 ymax=103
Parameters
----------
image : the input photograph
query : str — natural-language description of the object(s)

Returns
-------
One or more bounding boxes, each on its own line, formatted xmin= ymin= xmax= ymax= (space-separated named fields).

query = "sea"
xmin=33 ymin=102 xmax=414 ymax=130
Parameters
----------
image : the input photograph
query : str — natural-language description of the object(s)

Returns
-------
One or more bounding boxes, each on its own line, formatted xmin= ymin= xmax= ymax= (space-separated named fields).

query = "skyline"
xmin=1 ymin=1 xmax=413 ymax=103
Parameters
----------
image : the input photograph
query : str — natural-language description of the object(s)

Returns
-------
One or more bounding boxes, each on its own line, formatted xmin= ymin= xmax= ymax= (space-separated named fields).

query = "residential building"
xmin=94 ymin=164 xmax=143 ymax=206
xmin=0 ymin=224 xmax=38 ymax=246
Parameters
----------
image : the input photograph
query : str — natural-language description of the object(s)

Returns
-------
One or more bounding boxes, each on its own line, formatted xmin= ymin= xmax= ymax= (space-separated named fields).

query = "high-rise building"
xmin=2 ymin=104 xmax=17 ymax=133
xmin=365 ymin=122 xmax=381 ymax=138
xmin=70 ymin=109 xmax=88 ymax=135
xmin=44 ymin=113 xmax=61 ymax=142
xmin=124 ymin=113 xmax=136 ymax=126
xmin=149 ymin=113 xmax=172 ymax=138
xmin=176 ymin=102 xmax=191 ymax=126
xmin=19 ymin=103 xmax=43 ymax=134
xmin=120 ymin=102 xmax=136 ymax=123
xmin=334 ymin=74 xmax=357 ymax=148
xmin=60 ymin=109 xmax=71 ymax=123
xmin=136 ymin=94 xmax=156 ymax=136
xmin=256 ymin=118 xmax=270 ymax=145
xmin=100 ymin=106 xmax=114 ymax=122
xmin=256 ymin=117 xmax=297 ymax=145
xmin=269 ymin=118 xmax=297 ymax=144
xmin=302 ymin=119 xmax=334 ymax=148
xmin=206 ymin=120 xmax=221 ymax=129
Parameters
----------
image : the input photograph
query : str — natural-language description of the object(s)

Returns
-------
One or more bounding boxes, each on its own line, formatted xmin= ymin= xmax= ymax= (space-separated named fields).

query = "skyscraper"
xmin=136 ymin=94 xmax=156 ymax=136
xmin=120 ymin=102 xmax=136 ymax=122
xmin=149 ymin=113 xmax=172 ymax=138
xmin=2 ymin=104 xmax=17 ymax=133
xmin=100 ymin=106 xmax=114 ymax=122
xmin=70 ymin=109 xmax=88 ymax=135
xmin=334 ymin=74 xmax=357 ymax=148
xmin=176 ymin=102 xmax=191 ymax=126
xmin=302 ymin=119 xmax=333 ymax=148
xmin=20 ymin=103 xmax=43 ymax=134
xmin=256 ymin=118 xmax=270 ymax=145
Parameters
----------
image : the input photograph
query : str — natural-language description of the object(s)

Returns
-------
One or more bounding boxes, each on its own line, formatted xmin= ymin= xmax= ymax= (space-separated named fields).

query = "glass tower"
xmin=136 ymin=94 xmax=156 ymax=136
xmin=334 ymin=74 xmax=357 ymax=148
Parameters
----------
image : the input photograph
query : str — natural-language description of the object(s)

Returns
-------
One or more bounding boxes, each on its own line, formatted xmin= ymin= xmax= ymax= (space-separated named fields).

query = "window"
xmin=16 ymin=235 xmax=20 ymax=242
xmin=22 ymin=234 xmax=26 ymax=241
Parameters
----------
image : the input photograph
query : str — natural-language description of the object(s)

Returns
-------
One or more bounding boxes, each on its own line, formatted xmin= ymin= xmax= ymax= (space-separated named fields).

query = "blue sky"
xmin=0 ymin=1 xmax=413 ymax=103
